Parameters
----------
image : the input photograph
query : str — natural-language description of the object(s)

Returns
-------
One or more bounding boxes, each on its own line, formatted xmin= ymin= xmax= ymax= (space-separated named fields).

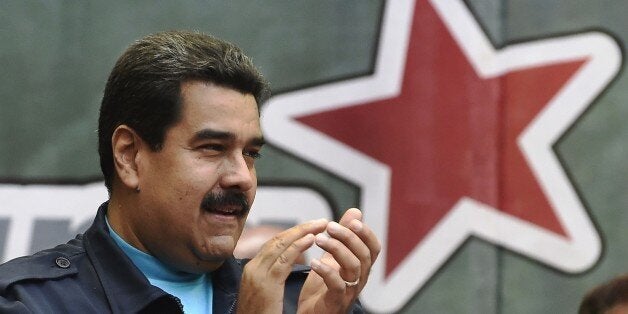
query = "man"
xmin=0 ymin=31 xmax=380 ymax=313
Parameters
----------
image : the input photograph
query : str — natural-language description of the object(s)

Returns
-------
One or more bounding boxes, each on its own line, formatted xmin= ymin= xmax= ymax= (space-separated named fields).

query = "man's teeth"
xmin=213 ymin=207 xmax=239 ymax=214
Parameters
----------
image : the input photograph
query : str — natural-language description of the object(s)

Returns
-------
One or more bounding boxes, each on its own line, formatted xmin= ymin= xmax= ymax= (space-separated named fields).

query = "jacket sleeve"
xmin=0 ymin=246 xmax=81 ymax=314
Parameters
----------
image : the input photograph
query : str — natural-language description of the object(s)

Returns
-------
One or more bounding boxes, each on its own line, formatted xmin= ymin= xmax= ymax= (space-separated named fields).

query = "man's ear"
xmin=112 ymin=125 xmax=143 ymax=191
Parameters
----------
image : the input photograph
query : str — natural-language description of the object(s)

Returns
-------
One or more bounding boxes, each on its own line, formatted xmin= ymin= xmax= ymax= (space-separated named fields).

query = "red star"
xmin=296 ymin=0 xmax=585 ymax=274
xmin=263 ymin=0 xmax=615 ymax=311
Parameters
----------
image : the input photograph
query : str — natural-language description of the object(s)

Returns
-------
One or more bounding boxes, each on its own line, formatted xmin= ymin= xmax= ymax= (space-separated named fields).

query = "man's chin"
xmin=181 ymin=250 xmax=230 ymax=273
xmin=194 ymin=236 xmax=237 ymax=261
xmin=192 ymin=258 xmax=227 ymax=274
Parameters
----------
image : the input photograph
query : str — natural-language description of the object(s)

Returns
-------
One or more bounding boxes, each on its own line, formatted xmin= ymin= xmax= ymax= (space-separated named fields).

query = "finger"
xmin=324 ymin=221 xmax=371 ymax=284
xmin=345 ymin=219 xmax=381 ymax=265
xmin=315 ymin=231 xmax=361 ymax=283
xmin=268 ymin=233 xmax=316 ymax=279
xmin=338 ymin=208 xmax=380 ymax=264
xmin=256 ymin=219 xmax=328 ymax=267
xmin=338 ymin=207 xmax=362 ymax=225
xmin=309 ymin=259 xmax=347 ymax=296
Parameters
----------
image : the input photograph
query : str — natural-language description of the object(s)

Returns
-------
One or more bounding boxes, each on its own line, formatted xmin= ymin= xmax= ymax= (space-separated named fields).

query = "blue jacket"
xmin=0 ymin=203 xmax=342 ymax=313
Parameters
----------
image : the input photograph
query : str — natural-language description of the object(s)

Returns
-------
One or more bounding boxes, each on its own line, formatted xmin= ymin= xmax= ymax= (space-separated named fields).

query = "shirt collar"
xmin=105 ymin=216 xmax=202 ymax=283
xmin=83 ymin=202 xmax=175 ymax=313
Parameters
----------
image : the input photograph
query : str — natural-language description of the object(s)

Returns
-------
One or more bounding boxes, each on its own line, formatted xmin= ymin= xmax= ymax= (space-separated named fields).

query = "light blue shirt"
xmin=106 ymin=218 xmax=213 ymax=314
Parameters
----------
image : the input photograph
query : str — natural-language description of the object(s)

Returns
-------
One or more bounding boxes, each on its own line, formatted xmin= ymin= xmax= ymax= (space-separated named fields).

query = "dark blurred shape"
xmin=579 ymin=273 xmax=628 ymax=314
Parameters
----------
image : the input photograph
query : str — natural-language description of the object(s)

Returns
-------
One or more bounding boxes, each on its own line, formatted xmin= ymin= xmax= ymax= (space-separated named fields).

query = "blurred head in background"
xmin=579 ymin=273 xmax=628 ymax=314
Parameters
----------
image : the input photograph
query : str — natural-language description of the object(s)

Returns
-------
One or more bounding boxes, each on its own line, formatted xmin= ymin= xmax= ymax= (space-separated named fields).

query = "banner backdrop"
xmin=1 ymin=1 xmax=627 ymax=313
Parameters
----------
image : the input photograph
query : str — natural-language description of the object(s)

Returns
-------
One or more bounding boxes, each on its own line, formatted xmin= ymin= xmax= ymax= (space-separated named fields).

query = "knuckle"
xmin=272 ymin=236 xmax=287 ymax=250
xmin=242 ymin=263 xmax=264 ymax=282
xmin=374 ymin=241 xmax=382 ymax=254
xmin=352 ymin=260 xmax=362 ymax=275
xmin=363 ymin=251 xmax=372 ymax=263
xmin=289 ymin=241 xmax=302 ymax=251
xmin=330 ymin=281 xmax=345 ymax=293
xmin=242 ymin=260 xmax=258 ymax=272
xmin=296 ymin=223 xmax=307 ymax=232
xmin=277 ymin=253 xmax=290 ymax=265
xmin=269 ymin=266 xmax=284 ymax=278
xmin=373 ymin=244 xmax=382 ymax=258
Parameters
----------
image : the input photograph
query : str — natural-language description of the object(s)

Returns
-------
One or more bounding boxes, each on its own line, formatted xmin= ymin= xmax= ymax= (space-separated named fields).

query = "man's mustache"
xmin=200 ymin=190 xmax=249 ymax=217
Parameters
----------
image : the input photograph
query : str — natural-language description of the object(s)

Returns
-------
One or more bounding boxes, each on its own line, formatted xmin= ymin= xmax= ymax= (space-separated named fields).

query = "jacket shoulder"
xmin=0 ymin=236 xmax=84 ymax=291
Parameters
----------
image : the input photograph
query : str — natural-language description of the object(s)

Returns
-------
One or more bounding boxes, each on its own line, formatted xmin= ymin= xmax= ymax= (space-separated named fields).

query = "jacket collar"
xmin=212 ymin=257 xmax=241 ymax=313
xmin=83 ymin=202 xmax=171 ymax=313
xmin=83 ymin=202 xmax=241 ymax=313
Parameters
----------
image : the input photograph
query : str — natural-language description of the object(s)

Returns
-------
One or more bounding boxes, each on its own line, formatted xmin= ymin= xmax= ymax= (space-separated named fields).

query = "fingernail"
xmin=315 ymin=233 xmax=329 ymax=245
xmin=349 ymin=219 xmax=363 ymax=232
xmin=328 ymin=221 xmax=343 ymax=232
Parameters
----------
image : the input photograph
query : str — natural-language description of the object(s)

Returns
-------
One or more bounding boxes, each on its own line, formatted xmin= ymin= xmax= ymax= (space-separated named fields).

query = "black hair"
xmin=98 ymin=30 xmax=270 ymax=192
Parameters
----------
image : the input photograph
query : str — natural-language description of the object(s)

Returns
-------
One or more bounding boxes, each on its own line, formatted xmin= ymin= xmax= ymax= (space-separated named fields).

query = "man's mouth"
xmin=200 ymin=191 xmax=249 ymax=218
xmin=210 ymin=205 xmax=244 ymax=216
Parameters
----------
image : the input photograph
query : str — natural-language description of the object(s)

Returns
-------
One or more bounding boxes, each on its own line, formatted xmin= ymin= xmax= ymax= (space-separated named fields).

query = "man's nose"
xmin=219 ymin=153 xmax=255 ymax=191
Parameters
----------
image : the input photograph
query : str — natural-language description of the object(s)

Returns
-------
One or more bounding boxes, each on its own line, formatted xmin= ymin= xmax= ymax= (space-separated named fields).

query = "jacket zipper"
xmin=227 ymin=295 xmax=238 ymax=314
xmin=171 ymin=295 xmax=184 ymax=313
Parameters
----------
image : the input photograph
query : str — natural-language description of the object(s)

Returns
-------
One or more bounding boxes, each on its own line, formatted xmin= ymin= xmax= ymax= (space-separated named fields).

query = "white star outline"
xmin=261 ymin=0 xmax=621 ymax=312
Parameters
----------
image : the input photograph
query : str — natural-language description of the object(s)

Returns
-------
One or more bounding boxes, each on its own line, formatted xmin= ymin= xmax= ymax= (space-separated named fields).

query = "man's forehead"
xmin=180 ymin=80 xmax=259 ymax=108
xmin=178 ymin=81 xmax=260 ymax=119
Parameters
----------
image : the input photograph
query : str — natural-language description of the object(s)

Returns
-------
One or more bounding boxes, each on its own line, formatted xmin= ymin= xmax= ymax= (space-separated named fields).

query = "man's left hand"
xmin=297 ymin=208 xmax=381 ymax=313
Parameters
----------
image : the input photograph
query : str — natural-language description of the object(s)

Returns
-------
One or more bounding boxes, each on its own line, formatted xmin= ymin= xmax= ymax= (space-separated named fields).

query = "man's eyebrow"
xmin=194 ymin=129 xmax=234 ymax=141
xmin=193 ymin=128 xmax=265 ymax=146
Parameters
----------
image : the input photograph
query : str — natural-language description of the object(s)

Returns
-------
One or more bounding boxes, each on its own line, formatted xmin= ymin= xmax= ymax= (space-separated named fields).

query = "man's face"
xmin=133 ymin=81 xmax=262 ymax=273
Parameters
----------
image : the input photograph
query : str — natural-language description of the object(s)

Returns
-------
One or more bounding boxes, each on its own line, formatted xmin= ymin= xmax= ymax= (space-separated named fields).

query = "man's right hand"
xmin=236 ymin=219 xmax=328 ymax=314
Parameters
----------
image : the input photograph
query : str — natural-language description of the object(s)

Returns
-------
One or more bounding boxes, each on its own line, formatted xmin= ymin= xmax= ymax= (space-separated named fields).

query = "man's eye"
xmin=199 ymin=144 xmax=225 ymax=152
xmin=244 ymin=150 xmax=262 ymax=159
